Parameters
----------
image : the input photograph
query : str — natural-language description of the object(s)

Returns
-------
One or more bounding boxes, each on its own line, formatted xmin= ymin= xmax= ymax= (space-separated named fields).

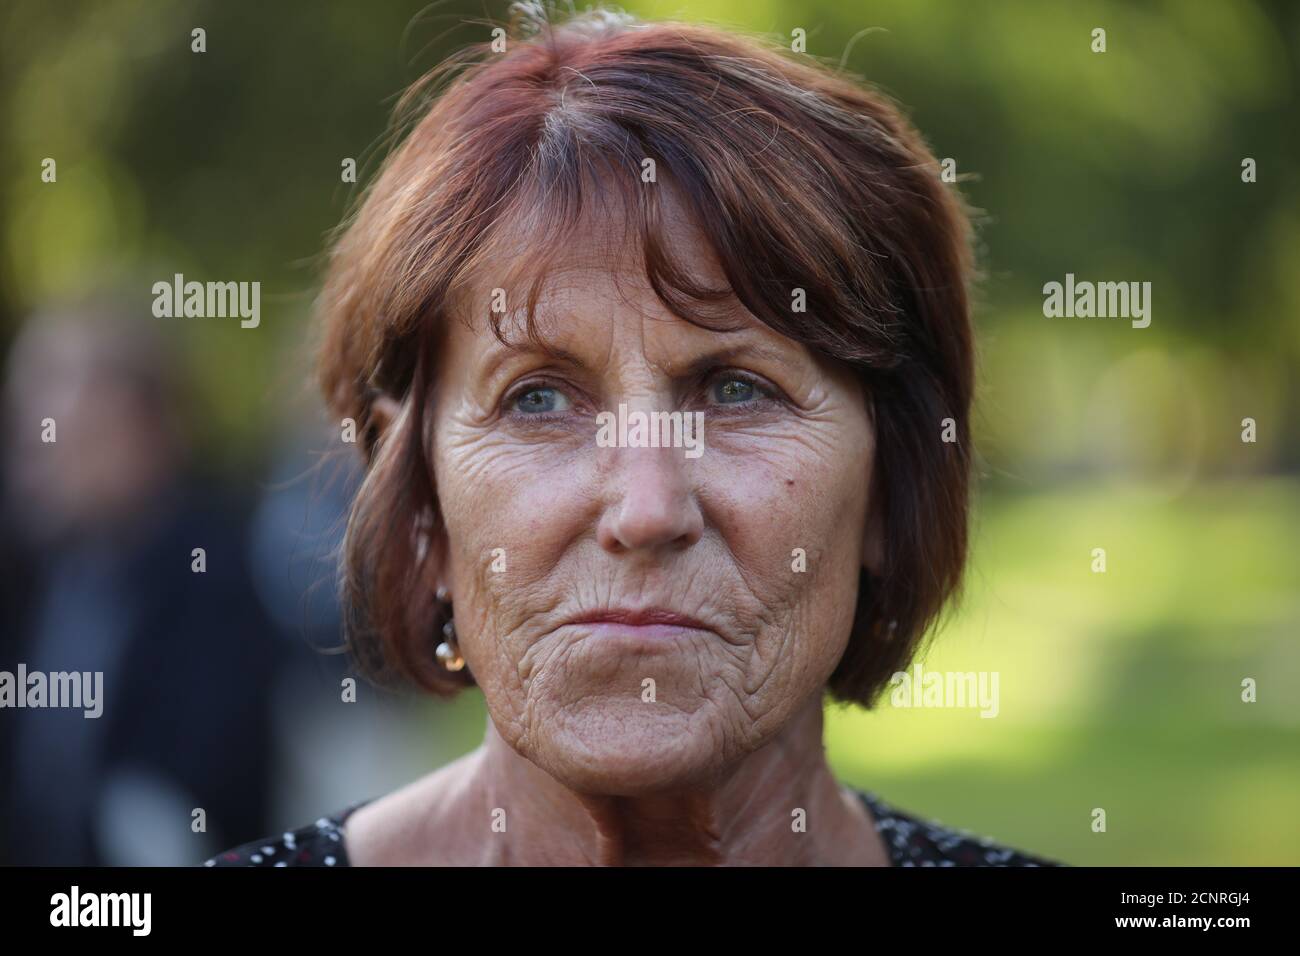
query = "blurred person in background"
xmin=246 ymin=418 xmax=459 ymax=830
xmin=0 ymin=301 xmax=281 ymax=865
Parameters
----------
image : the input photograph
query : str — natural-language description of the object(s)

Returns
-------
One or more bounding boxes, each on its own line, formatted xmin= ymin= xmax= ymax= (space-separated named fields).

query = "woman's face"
xmin=428 ymin=200 xmax=879 ymax=795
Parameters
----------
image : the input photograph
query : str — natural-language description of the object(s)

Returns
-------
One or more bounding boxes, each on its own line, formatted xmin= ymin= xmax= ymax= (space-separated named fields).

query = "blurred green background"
xmin=1 ymin=0 xmax=1296 ymax=865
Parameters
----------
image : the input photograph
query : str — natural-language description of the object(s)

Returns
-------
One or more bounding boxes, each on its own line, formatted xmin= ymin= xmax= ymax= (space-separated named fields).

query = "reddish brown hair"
xmin=317 ymin=7 xmax=975 ymax=707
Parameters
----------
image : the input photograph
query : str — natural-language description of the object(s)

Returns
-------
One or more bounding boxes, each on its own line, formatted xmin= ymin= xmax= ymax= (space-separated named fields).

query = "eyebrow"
xmin=478 ymin=336 xmax=796 ymax=385
xmin=677 ymin=341 xmax=795 ymax=377
xmin=477 ymin=339 xmax=585 ymax=385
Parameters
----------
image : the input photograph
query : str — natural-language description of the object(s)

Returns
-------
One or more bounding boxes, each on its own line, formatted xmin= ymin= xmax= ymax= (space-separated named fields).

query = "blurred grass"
xmin=827 ymin=478 xmax=1300 ymax=865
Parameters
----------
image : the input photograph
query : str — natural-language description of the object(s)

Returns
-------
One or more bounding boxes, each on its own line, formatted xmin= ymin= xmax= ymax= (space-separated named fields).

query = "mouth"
xmin=561 ymin=607 xmax=714 ymax=641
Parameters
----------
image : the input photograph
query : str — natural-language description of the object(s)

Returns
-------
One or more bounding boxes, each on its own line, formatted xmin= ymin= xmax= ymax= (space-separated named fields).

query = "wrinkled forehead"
xmin=443 ymin=169 xmax=745 ymax=352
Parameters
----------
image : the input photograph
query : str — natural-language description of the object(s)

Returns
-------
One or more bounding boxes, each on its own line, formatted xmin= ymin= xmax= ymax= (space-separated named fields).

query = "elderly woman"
xmin=208 ymin=7 xmax=1058 ymax=867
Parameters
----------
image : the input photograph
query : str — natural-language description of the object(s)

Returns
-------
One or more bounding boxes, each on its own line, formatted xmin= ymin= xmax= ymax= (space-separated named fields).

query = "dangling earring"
xmin=434 ymin=586 xmax=465 ymax=672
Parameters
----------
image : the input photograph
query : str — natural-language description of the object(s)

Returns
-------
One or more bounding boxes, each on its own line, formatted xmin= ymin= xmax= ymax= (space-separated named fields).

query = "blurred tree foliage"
xmin=1 ymin=0 xmax=1296 ymax=476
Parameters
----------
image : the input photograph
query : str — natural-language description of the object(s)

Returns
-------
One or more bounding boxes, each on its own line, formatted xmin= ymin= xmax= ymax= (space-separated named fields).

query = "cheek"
xmin=698 ymin=422 xmax=871 ymax=668
xmin=432 ymin=397 xmax=873 ymax=723
xmin=432 ymin=422 xmax=597 ymax=663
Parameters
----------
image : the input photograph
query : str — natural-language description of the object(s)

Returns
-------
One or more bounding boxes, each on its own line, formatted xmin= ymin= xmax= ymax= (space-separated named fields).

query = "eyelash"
xmin=500 ymin=369 xmax=783 ymax=421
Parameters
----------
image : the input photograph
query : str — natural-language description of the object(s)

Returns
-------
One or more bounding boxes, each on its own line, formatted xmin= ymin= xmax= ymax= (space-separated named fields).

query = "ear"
xmin=418 ymin=533 xmax=454 ymax=602
xmin=861 ymin=396 xmax=885 ymax=578
xmin=862 ymin=495 xmax=885 ymax=578
xmin=371 ymin=392 xmax=454 ymax=600
xmin=416 ymin=519 xmax=455 ymax=613
xmin=369 ymin=393 xmax=401 ymax=438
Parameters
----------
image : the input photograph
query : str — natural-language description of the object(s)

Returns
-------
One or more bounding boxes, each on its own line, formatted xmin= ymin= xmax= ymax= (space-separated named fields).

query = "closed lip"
xmin=563 ymin=607 xmax=712 ymax=631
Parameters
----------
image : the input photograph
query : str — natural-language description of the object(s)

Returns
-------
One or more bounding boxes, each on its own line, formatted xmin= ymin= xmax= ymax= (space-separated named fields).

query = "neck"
xmin=449 ymin=694 xmax=884 ymax=866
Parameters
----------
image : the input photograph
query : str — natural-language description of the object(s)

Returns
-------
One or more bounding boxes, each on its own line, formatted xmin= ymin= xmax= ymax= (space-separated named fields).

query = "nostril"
xmin=596 ymin=468 xmax=703 ymax=553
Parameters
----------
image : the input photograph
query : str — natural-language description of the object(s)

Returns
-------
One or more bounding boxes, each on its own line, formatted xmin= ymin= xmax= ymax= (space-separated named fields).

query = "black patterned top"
xmin=203 ymin=788 xmax=1061 ymax=867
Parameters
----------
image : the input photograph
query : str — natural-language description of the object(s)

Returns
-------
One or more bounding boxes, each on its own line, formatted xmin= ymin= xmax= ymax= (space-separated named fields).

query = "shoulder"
xmin=857 ymin=789 xmax=1065 ymax=867
xmin=342 ymin=753 xmax=482 ymax=866
xmin=201 ymin=802 xmax=370 ymax=868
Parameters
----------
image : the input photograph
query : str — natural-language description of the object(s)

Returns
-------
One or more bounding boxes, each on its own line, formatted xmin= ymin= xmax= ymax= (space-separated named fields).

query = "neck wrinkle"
xmin=464 ymin=694 xmax=874 ymax=865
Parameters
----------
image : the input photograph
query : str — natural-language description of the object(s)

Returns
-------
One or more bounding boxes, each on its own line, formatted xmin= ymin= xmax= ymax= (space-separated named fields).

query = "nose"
xmin=596 ymin=443 xmax=704 ymax=554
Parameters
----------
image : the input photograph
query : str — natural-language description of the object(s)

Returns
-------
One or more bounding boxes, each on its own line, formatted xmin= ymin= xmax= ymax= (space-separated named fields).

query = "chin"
xmin=528 ymin=697 xmax=735 ymax=796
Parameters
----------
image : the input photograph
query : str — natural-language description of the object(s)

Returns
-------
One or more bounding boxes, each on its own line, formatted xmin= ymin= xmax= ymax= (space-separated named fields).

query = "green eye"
xmin=513 ymin=386 xmax=569 ymax=414
xmin=711 ymin=376 xmax=758 ymax=404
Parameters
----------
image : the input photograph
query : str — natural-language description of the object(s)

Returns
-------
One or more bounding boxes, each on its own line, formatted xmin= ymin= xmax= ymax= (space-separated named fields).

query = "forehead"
xmin=446 ymin=174 xmax=737 ymax=343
